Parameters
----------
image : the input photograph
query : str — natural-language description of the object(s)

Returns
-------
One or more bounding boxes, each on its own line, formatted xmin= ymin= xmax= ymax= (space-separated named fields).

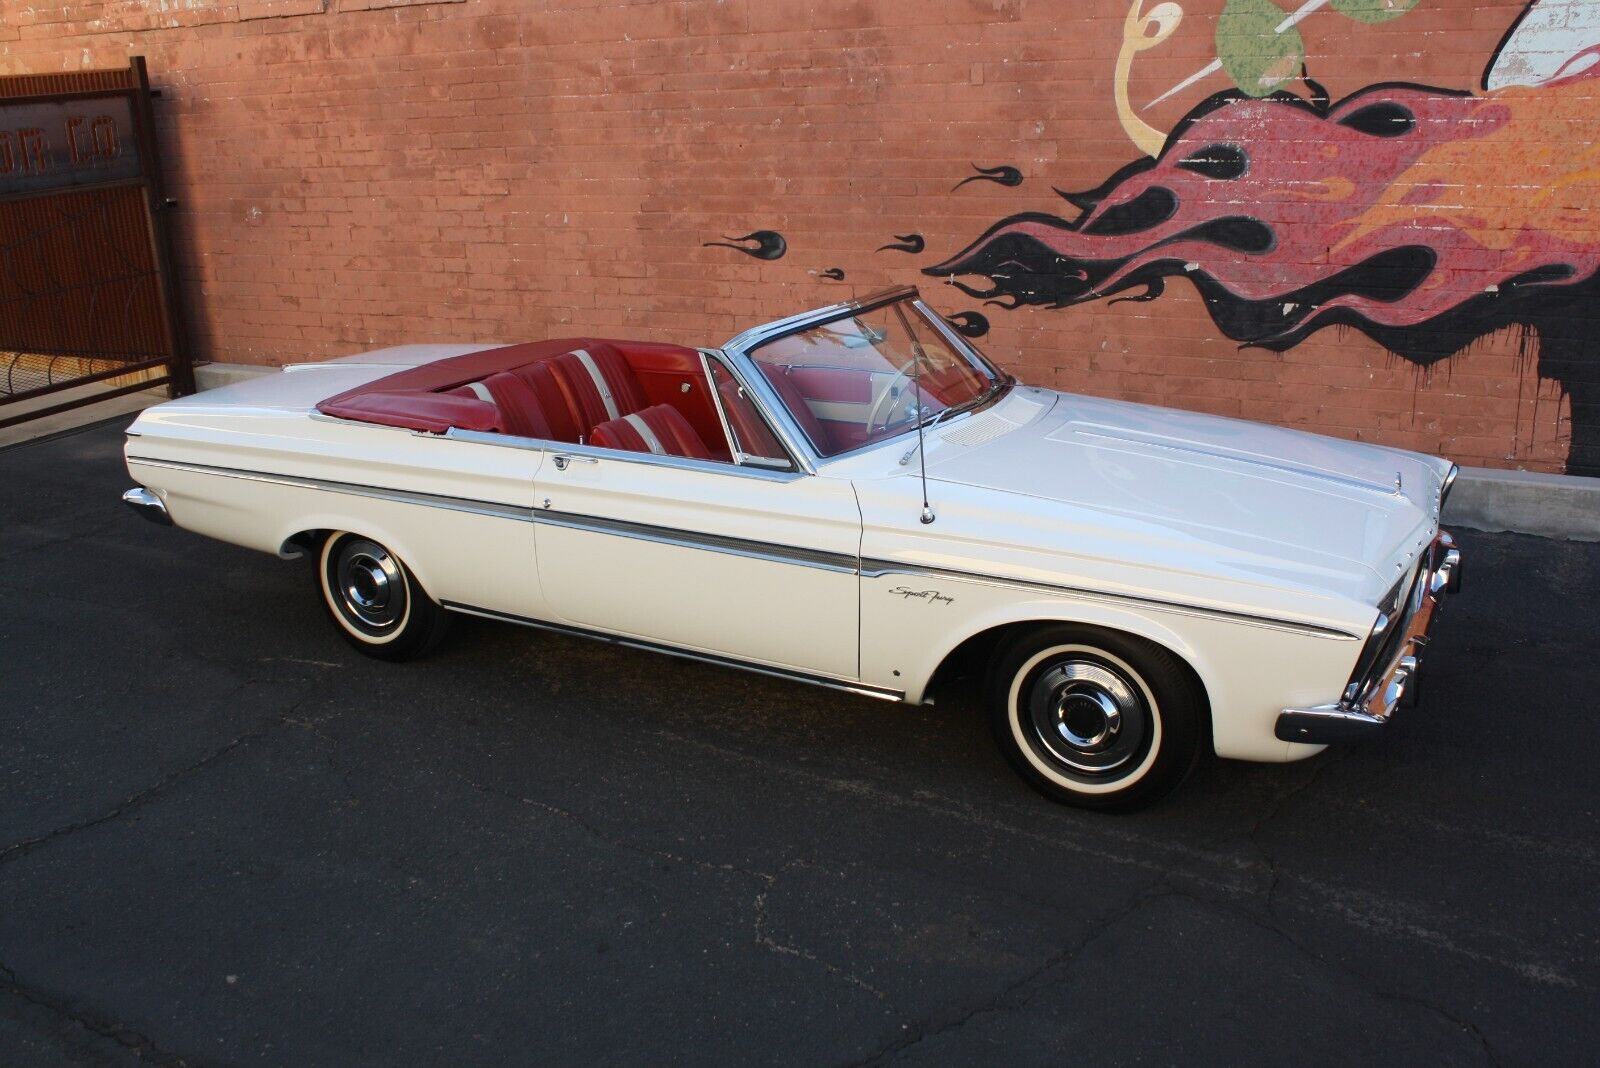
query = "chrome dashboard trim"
xmin=440 ymin=601 xmax=906 ymax=703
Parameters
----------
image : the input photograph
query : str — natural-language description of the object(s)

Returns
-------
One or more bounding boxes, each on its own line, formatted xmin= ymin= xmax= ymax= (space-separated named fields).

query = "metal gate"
xmin=0 ymin=57 xmax=193 ymax=430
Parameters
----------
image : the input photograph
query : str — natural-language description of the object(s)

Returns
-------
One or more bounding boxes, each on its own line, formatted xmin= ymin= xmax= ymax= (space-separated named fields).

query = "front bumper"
xmin=1276 ymin=530 xmax=1461 ymax=745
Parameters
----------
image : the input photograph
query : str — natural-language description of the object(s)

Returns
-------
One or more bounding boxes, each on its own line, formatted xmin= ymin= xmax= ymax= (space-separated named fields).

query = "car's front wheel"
xmin=317 ymin=531 xmax=450 ymax=661
xmin=988 ymin=625 xmax=1205 ymax=810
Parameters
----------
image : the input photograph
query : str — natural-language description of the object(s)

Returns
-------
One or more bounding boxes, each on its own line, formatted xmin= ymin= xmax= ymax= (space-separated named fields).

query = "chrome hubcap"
xmin=332 ymin=539 xmax=406 ymax=631
xmin=1025 ymin=660 xmax=1148 ymax=776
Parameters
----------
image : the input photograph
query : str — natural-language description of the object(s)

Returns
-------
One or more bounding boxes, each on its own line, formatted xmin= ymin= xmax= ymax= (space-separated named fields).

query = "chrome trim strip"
xmin=858 ymin=558 xmax=1361 ymax=639
xmin=699 ymin=349 xmax=741 ymax=460
xmin=124 ymin=455 xmax=852 ymax=573
xmin=720 ymin=285 xmax=919 ymax=354
xmin=538 ymin=509 xmax=860 ymax=574
xmin=442 ymin=426 xmax=807 ymax=482
xmin=126 ymin=456 xmax=534 ymax=522
xmin=697 ymin=348 xmax=804 ymax=473
xmin=129 ymin=456 xmax=1362 ymax=640
xmin=440 ymin=601 xmax=905 ymax=702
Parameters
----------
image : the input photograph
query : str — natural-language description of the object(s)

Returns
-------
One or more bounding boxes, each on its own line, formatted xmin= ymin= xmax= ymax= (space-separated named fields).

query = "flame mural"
xmin=927 ymin=0 xmax=1600 ymax=474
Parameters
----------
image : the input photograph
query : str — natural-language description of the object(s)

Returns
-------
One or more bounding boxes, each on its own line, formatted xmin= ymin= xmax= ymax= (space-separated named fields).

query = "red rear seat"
xmin=589 ymin=405 xmax=713 ymax=460
xmin=446 ymin=372 xmax=553 ymax=440
xmin=516 ymin=344 xmax=649 ymax=443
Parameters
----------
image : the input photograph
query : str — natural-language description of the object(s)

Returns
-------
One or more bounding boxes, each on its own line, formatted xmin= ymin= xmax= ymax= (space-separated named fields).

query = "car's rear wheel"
xmin=317 ymin=531 xmax=450 ymax=661
xmin=988 ymin=625 xmax=1205 ymax=810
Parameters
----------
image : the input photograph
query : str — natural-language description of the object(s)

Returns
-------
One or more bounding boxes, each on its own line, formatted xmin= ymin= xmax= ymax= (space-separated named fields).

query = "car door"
xmin=531 ymin=452 xmax=862 ymax=680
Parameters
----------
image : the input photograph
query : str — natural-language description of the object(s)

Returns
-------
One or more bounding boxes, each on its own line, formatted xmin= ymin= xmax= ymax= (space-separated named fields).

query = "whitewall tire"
xmin=317 ymin=531 xmax=450 ymax=661
xmin=988 ymin=625 xmax=1205 ymax=810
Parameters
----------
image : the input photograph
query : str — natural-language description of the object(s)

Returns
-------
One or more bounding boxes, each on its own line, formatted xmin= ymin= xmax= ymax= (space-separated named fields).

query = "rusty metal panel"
xmin=0 ymin=57 xmax=193 ymax=418
xmin=0 ymin=96 xmax=142 ymax=197
xmin=0 ymin=184 xmax=167 ymax=360
xmin=0 ymin=69 xmax=138 ymax=99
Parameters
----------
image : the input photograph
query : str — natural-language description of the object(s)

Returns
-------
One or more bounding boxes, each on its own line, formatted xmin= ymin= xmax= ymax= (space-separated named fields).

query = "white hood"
xmin=919 ymin=389 xmax=1451 ymax=607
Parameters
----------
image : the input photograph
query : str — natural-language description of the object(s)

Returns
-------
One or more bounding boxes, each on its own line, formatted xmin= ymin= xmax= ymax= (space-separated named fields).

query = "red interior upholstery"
xmin=761 ymin=368 xmax=834 ymax=454
xmin=716 ymin=374 xmax=785 ymax=458
xmin=514 ymin=345 xmax=649 ymax=443
xmin=589 ymin=405 xmax=713 ymax=460
xmin=320 ymin=391 xmax=502 ymax=434
xmin=446 ymin=372 xmax=553 ymax=440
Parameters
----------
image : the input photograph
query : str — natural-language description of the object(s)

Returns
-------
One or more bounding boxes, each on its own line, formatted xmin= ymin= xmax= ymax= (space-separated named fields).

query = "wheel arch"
xmin=271 ymin=514 xmax=441 ymax=598
xmin=911 ymin=606 xmax=1216 ymax=741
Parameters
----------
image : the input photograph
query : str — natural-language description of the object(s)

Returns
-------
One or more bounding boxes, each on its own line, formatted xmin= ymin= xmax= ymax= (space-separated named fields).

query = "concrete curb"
xmin=194 ymin=362 xmax=276 ymax=391
xmin=1445 ymin=467 xmax=1600 ymax=543
xmin=190 ymin=362 xmax=1600 ymax=542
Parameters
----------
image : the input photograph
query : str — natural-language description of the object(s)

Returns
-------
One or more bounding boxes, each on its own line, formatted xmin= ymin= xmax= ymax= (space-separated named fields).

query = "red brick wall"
xmin=5 ymin=0 xmax=1594 ymax=473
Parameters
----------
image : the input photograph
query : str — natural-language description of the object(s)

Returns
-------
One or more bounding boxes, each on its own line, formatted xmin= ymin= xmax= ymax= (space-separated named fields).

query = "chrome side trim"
xmin=442 ymin=427 xmax=808 ymax=482
xmin=130 ymin=455 xmax=1365 ymax=640
xmin=121 ymin=486 xmax=172 ymax=525
xmin=126 ymin=456 xmax=534 ymax=522
xmin=124 ymin=455 xmax=851 ymax=573
xmin=859 ymin=558 xmax=1362 ymax=640
xmin=440 ymin=601 xmax=905 ymax=702
xmin=538 ymin=509 xmax=860 ymax=574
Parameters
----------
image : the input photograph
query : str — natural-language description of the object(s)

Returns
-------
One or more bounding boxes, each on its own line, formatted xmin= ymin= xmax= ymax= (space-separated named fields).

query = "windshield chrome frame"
xmin=719 ymin=286 xmax=1008 ymax=468
xmin=697 ymin=348 xmax=801 ymax=473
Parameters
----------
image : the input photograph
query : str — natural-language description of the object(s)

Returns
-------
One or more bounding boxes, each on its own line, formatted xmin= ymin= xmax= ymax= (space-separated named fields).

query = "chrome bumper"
xmin=122 ymin=486 xmax=172 ymax=526
xmin=1276 ymin=530 xmax=1461 ymax=745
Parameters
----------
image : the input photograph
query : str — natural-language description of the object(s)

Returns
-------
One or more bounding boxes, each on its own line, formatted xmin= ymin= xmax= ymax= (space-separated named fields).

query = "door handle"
xmin=552 ymin=454 xmax=598 ymax=471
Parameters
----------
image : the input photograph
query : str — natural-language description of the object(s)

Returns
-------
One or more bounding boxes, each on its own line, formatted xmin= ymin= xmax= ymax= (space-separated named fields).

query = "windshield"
xmin=744 ymin=297 xmax=1002 ymax=457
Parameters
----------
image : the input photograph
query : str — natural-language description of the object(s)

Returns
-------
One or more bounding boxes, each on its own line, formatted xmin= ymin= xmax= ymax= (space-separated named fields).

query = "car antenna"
xmin=891 ymin=303 xmax=936 ymax=525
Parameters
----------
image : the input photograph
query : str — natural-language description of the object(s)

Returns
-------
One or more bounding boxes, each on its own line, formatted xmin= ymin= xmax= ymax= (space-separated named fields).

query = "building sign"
xmin=0 ymin=96 xmax=141 ymax=197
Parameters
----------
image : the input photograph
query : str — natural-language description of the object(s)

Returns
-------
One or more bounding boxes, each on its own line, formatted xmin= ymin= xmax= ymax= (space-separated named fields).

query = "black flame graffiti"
xmin=702 ymin=230 xmax=788 ymax=261
xmin=953 ymin=164 xmax=1024 ymax=191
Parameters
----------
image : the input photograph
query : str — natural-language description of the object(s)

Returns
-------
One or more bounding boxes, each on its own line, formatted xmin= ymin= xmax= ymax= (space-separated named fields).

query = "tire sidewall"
xmin=990 ymin=626 xmax=1203 ymax=809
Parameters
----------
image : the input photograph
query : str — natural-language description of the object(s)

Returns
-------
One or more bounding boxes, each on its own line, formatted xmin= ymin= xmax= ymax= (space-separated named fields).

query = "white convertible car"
xmin=122 ymin=287 xmax=1460 ymax=808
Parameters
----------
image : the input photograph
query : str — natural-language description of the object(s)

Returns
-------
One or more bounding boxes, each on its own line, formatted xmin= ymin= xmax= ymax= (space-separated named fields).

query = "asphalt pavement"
xmin=1 ymin=416 xmax=1596 ymax=1066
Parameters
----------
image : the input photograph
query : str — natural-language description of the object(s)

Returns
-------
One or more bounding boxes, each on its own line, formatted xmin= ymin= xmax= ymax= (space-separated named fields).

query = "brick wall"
xmin=4 ymin=0 xmax=1596 ymax=473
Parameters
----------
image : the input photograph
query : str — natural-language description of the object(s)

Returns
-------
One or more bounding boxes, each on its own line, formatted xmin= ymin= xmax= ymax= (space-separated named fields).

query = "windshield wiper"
xmin=896 ymin=376 xmax=1014 ymax=466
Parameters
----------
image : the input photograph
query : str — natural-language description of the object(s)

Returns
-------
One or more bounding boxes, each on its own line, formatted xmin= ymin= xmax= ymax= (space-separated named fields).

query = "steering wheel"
xmin=865 ymin=358 xmax=921 ymax=434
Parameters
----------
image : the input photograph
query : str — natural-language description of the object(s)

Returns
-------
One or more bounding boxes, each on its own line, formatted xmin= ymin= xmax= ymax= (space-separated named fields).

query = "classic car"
xmin=121 ymin=286 xmax=1461 ymax=809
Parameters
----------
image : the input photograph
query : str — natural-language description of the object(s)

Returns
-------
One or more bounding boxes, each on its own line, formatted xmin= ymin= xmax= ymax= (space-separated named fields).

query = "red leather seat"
xmin=760 ymin=366 xmax=834 ymax=454
xmin=589 ymin=404 xmax=713 ymax=460
xmin=515 ymin=344 xmax=649 ymax=443
xmin=447 ymin=372 xmax=553 ymax=439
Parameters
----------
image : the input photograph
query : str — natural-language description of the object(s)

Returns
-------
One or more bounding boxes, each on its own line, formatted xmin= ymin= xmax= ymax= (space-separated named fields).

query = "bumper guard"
xmin=1276 ymin=530 xmax=1460 ymax=745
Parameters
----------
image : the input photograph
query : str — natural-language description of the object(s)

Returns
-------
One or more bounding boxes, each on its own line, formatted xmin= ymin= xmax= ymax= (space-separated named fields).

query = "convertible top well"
xmin=315 ymin=338 xmax=730 ymax=460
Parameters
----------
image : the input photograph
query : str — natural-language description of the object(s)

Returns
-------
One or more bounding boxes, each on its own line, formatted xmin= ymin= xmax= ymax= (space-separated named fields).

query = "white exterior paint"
xmin=124 ymin=321 xmax=1456 ymax=767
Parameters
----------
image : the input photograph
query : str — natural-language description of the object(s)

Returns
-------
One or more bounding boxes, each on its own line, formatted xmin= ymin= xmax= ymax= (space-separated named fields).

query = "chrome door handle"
xmin=552 ymin=454 xmax=598 ymax=471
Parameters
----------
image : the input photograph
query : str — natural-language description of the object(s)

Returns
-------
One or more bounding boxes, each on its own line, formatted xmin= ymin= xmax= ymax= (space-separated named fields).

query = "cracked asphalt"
xmin=2 ymin=416 xmax=1598 ymax=1066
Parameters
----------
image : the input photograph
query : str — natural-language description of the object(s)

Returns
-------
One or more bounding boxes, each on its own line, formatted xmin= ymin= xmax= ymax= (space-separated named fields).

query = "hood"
xmin=922 ymin=389 xmax=1450 ymax=606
